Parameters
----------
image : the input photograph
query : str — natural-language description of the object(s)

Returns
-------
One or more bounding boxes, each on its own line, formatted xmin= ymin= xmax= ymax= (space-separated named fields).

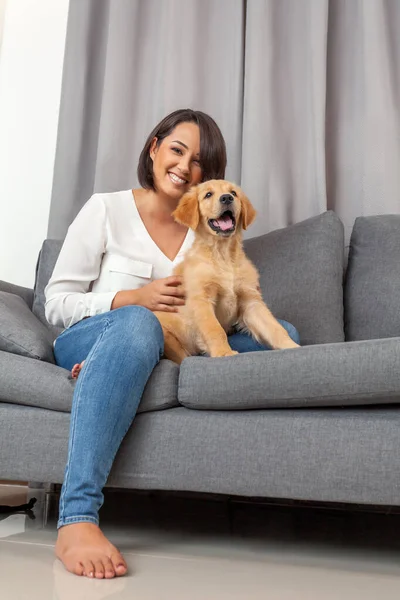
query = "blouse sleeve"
xmin=44 ymin=195 xmax=116 ymax=329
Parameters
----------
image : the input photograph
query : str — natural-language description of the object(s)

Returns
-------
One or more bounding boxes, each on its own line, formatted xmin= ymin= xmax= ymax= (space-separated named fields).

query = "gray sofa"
xmin=1 ymin=211 xmax=400 ymax=508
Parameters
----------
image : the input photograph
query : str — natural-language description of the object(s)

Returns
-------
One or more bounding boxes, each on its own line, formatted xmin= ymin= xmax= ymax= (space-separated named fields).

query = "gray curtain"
xmin=49 ymin=0 xmax=400 ymax=245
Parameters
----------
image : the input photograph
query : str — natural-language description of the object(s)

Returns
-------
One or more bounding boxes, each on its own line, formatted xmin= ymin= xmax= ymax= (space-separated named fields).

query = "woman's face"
xmin=150 ymin=122 xmax=202 ymax=200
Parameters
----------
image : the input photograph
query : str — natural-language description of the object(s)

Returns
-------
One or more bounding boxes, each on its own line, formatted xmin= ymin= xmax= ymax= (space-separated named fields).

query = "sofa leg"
xmin=28 ymin=482 xmax=56 ymax=492
xmin=26 ymin=483 xmax=60 ymax=528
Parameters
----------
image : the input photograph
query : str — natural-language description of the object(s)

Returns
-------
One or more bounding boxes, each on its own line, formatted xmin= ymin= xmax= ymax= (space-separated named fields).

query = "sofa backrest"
xmin=344 ymin=215 xmax=400 ymax=341
xmin=33 ymin=239 xmax=63 ymax=336
xmin=34 ymin=211 xmax=345 ymax=345
xmin=244 ymin=211 xmax=345 ymax=345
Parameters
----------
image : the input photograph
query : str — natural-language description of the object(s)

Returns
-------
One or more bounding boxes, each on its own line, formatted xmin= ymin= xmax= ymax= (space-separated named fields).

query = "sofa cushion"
xmin=244 ymin=211 xmax=344 ymax=346
xmin=345 ymin=215 xmax=400 ymax=341
xmin=0 ymin=292 xmax=55 ymax=363
xmin=178 ymin=337 xmax=400 ymax=410
xmin=32 ymin=239 xmax=63 ymax=337
xmin=0 ymin=280 xmax=34 ymax=309
xmin=0 ymin=351 xmax=179 ymax=414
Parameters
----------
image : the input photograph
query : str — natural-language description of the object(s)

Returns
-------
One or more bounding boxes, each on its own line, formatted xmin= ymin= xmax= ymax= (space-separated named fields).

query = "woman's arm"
xmin=45 ymin=195 xmax=186 ymax=328
xmin=45 ymin=195 xmax=126 ymax=328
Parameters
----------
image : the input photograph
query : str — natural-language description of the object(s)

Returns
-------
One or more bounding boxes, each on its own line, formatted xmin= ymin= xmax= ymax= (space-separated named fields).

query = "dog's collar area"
xmin=208 ymin=210 xmax=236 ymax=235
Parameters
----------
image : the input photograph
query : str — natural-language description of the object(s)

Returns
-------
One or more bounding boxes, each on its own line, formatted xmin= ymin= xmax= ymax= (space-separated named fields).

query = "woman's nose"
xmin=178 ymin=156 xmax=190 ymax=174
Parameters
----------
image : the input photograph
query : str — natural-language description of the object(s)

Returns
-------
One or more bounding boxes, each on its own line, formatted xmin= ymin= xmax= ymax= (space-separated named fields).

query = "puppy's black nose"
xmin=220 ymin=194 xmax=233 ymax=205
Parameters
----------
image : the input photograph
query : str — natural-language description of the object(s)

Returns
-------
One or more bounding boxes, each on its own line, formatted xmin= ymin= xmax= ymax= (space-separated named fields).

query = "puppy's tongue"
xmin=213 ymin=213 xmax=233 ymax=231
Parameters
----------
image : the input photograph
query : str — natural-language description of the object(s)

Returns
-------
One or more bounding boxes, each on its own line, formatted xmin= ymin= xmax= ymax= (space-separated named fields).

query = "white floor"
xmin=1 ymin=484 xmax=400 ymax=599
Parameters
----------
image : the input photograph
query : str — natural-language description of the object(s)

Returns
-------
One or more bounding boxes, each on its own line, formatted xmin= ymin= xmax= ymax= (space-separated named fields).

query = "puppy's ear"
xmin=240 ymin=193 xmax=257 ymax=230
xmin=173 ymin=187 xmax=200 ymax=230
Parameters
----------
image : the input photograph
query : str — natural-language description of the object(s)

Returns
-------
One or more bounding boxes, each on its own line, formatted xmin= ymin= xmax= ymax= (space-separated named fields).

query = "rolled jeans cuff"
xmin=57 ymin=515 xmax=99 ymax=529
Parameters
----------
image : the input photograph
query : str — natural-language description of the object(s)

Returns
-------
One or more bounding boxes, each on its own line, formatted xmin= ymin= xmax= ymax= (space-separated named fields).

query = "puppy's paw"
xmin=213 ymin=349 xmax=239 ymax=358
xmin=279 ymin=340 xmax=300 ymax=350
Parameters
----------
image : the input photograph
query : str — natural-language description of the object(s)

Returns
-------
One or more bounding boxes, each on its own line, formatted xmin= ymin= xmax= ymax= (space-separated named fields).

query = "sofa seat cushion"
xmin=244 ymin=211 xmax=345 ymax=346
xmin=345 ymin=215 xmax=400 ymax=341
xmin=178 ymin=337 xmax=400 ymax=410
xmin=0 ymin=292 xmax=55 ymax=363
xmin=0 ymin=351 xmax=179 ymax=414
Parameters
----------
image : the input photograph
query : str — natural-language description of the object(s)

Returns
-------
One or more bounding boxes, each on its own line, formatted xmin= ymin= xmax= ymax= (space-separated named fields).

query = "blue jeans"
xmin=228 ymin=319 xmax=300 ymax=353
xmin=54 ymin=307 xmax=299 ymax=528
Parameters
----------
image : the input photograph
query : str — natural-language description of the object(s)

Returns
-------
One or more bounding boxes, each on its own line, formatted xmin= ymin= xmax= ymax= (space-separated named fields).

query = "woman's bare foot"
xmin=55 ymin=522 xmax=128 ymax=579
xmin=71 ymin=361 xmax=85 ymax=379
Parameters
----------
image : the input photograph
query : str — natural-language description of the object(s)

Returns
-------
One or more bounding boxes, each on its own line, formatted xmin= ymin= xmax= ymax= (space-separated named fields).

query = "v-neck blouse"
xmin=131 ymin=190 xmax=193 ymax=265
xmin=44 ymin=190 xmax=195 ymax=329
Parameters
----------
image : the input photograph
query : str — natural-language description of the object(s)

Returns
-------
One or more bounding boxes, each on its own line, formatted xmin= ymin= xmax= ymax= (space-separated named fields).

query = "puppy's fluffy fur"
xmin=155 ymin=180 xmax=299 ymax=364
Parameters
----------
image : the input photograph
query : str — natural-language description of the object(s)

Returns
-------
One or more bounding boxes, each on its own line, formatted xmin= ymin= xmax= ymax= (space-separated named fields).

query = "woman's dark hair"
xmin=137 ymin=108 xmax=227 ymax=190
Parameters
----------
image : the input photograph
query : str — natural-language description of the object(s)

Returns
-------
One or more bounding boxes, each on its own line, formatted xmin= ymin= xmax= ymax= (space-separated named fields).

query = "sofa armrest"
xmin=0 ymin=280 xmax=34 ymax=309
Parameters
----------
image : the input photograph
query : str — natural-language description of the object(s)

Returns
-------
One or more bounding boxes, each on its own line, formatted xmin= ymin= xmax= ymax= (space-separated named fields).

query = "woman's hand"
xmin=136 ymin=276 xmax=185 ymax=312
xmin=111 ymin=277 xmax=185 ymax=312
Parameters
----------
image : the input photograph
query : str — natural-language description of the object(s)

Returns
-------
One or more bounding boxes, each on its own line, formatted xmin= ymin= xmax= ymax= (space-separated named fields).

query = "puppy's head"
xmin=173 ymin=180 xmax=256 ymax=237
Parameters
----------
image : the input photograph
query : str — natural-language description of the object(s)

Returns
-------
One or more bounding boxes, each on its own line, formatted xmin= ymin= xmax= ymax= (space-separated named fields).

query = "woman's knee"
xmin=278 ymin=319 xmax=301 ymax=345
xmin=109 ymin=306 xmax=164 ymax=353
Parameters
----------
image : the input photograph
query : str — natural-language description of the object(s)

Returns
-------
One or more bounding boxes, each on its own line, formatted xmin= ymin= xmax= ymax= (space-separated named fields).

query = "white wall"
xmin=0 ymin=0 xmax=70 ymax=287
xmin=0 ymin=1 xmax=7 ymax=52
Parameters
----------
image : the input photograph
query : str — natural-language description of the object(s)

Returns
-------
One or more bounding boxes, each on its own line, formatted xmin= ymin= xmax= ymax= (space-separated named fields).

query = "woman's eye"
xmin=193 ymin=159 xmax=201 ymax=166
xmin=205 ymin=191 xmax=213 ymax=199
xmin=172 ymin=147 xmax=183 ymax=155
xmin=231 ymin=190 xmax=237 ymax=197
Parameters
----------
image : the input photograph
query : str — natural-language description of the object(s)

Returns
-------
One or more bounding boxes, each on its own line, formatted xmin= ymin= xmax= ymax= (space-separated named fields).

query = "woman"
xmin=45 ymin=108 xmax=300 ymax=580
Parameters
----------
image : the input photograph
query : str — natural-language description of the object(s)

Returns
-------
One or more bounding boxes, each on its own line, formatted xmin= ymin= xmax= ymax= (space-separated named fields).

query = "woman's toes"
xmin=82 ymin=559 xmax=95 ymax=578
xmin=111 ymin=552 xmax=127 ymax=576
xmin=103 ymin=557 xmax=116 ymax=579
xmin=71 ymin=361 xmax=85 ymax=379
xmin=94 ymin=560 xmax=105 ymax=579
xmin=74 ymin=562 xmax=85 ymax=576
xmin=115 ymin=563 xmax=127 ymax=576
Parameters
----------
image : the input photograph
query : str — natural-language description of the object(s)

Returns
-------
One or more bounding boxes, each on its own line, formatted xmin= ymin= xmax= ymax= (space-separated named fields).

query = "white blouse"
xmin=44 ymin=190 xmax=194 ymax=329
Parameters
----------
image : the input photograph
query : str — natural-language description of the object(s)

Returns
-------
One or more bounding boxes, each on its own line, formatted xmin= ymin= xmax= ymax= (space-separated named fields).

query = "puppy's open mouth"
xmin=208 ymin=210 xmax=236 ymax=235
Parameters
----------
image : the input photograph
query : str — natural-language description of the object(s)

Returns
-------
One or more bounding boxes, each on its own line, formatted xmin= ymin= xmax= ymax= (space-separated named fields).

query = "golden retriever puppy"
xmin=155 ymin=180 xmax=300 ymax=364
